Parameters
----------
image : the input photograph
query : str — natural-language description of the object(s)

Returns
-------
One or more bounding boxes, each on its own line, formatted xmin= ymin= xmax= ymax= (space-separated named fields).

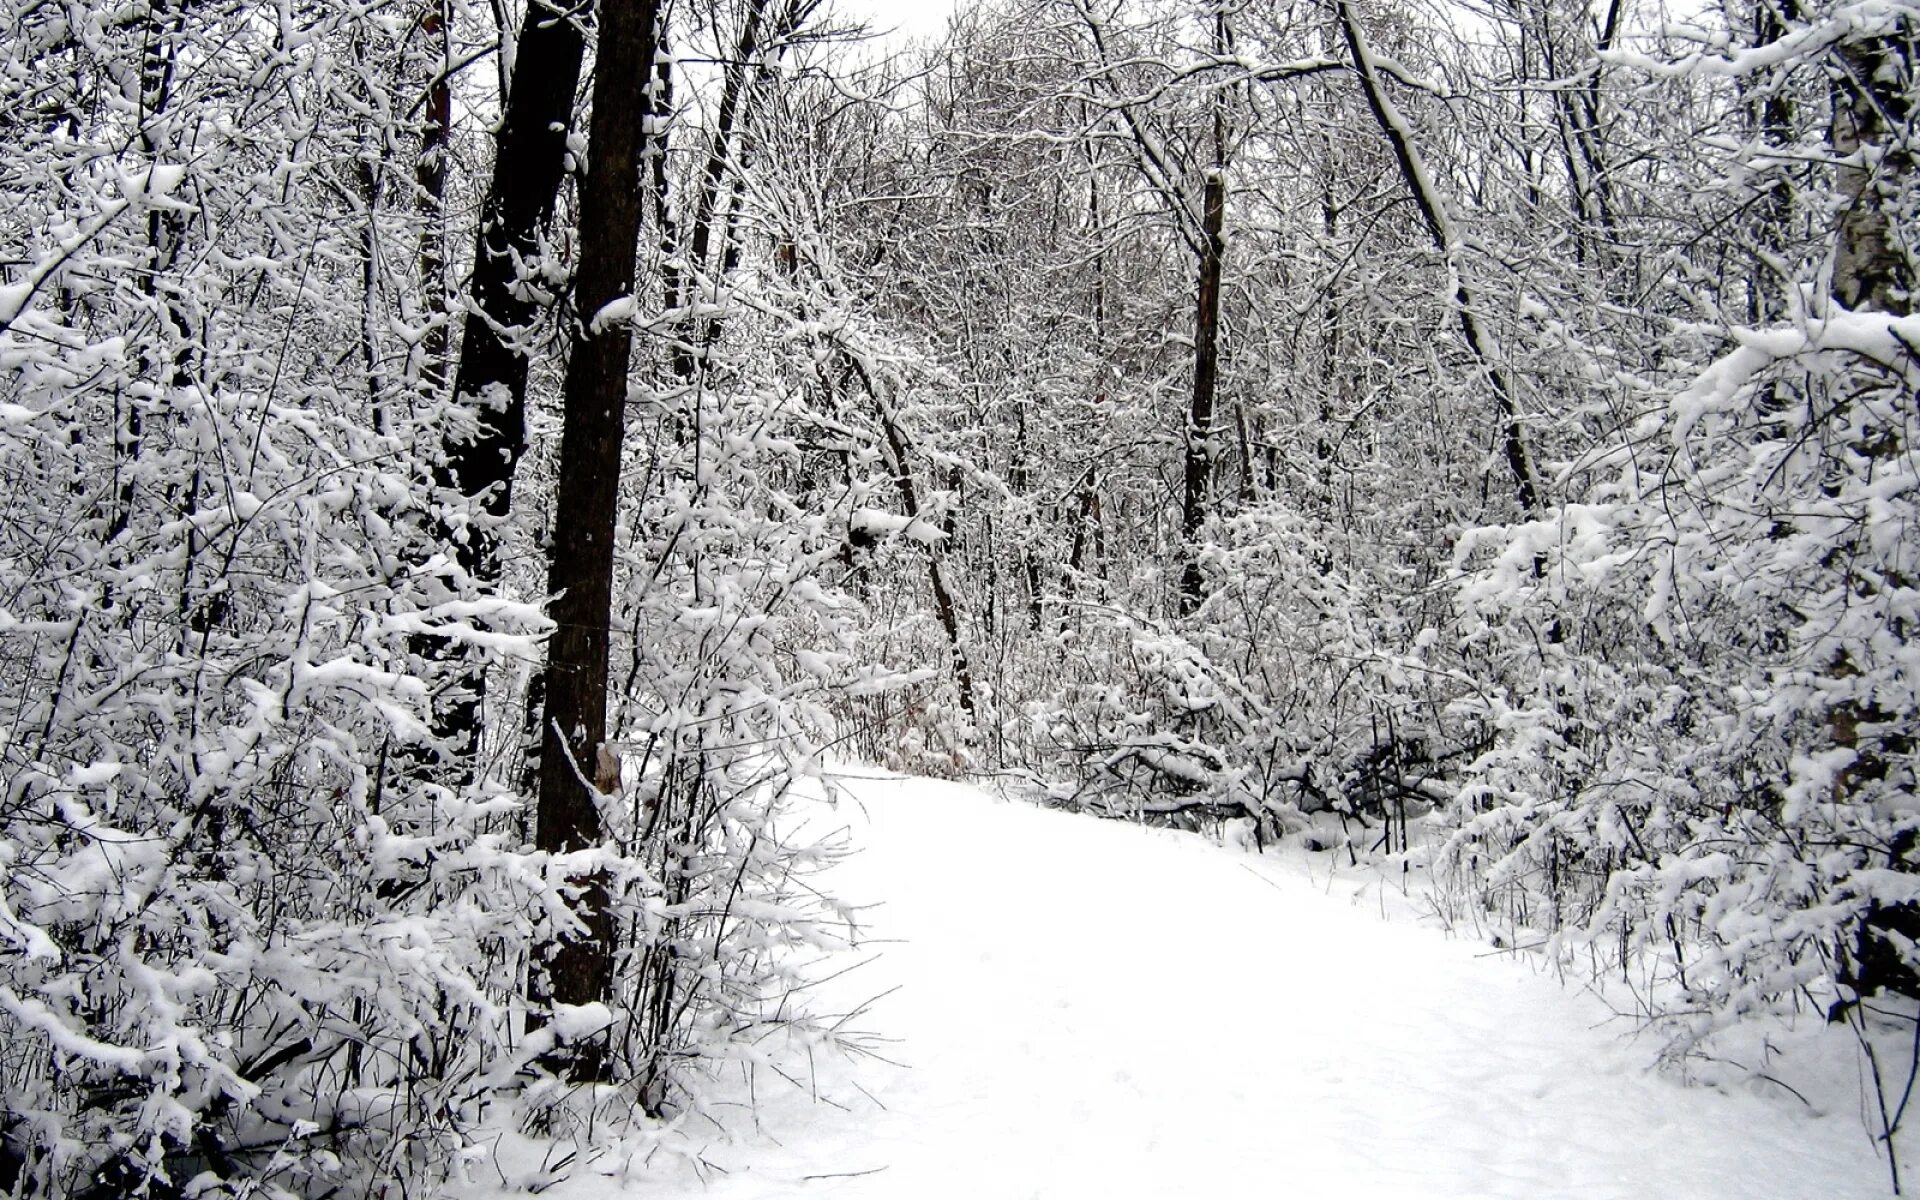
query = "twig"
xmin=802 ymin=1166 xmax=890 ymax=1182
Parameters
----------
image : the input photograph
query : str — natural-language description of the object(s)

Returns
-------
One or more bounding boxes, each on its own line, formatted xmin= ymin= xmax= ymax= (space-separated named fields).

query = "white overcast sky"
xmin=836 ymin=0 xmax=960 ymax=42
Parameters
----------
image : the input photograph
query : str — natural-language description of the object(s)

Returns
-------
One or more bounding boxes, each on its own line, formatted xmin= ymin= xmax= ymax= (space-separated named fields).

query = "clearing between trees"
xmin=520 ymin=771 xmax=1894 ymax=1200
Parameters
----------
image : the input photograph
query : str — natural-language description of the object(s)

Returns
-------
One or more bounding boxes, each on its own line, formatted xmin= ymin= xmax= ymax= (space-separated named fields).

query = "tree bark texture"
xmin=533 ymin=0 xmax=660 ymax=1081
xmin=1830 ymin=32 xmax=1915 ymax=315
xmin=441 ymin=0 xmax=587 ymax=556
xmin=427 ymin=0 xmax=587 ymax=760
xmin=1824 ymin=17 xmax=1915 ymax=1009
xmin=416 ymin=0 xmax=452 ymax=391
xmin=1178 ymin=167 xmax=1225 ymax=616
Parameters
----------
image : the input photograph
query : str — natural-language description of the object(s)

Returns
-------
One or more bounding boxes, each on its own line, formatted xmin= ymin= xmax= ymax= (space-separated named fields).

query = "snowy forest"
xmin=0 ymin=0 xmax=1916 ymax=1193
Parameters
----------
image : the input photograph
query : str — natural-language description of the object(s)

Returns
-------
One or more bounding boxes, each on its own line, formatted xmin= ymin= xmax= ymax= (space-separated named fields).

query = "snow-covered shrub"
xmin=1449 ymin=298 xmax=1920 ymax=1032
xmin=0 ymin=2 xmax=884 ymax=1192
xmin=999 ymin=501 xmax=1476 ymax=853
xmin=585 ymin=356 xmax=889 ymax=1118
xmin=0 ymin=5 xmax=579 ymax=1190
xmin=1430 ymin=0 xmax=1920 ymax=1100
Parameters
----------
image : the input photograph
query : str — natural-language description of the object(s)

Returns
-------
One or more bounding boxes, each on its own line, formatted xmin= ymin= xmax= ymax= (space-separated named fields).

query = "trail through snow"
xmin=560 ymin=773 xmax=1892 ymax=1198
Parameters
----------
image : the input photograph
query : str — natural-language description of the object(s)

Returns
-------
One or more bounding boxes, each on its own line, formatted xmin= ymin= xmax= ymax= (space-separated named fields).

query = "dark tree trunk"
xmin=876 ymin=399 xmax=979 ymax=720
xmin=416 ymin=0 xmax=451 ymax=392
xmin=1177 ymin=166 xmax=1225 ymax=616
xmin=667 ymin=0 xmax=810 ymax=379
xmin=532 ymin=0 xmax=659 ymax=1082
xmin=429 ymin=0 xmax=588 ymax=760
xmin=674 ymin=0 xmax=768 ymax=377
xmin=1178 ymin=7 xmax=1230 ymax=617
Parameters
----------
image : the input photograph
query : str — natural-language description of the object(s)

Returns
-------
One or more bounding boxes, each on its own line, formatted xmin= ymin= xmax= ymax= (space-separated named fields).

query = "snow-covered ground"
xmin=535 ymin=772 xmax=1895 ymax=1198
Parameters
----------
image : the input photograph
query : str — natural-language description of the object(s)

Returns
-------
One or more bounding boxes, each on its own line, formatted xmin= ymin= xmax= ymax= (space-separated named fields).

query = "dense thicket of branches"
xmin=809 ymin=0 xmax=1918 ymax=1168
xmin=0 ymin=0 xmax=1914 ymax=1192
xmin=0 ymin=0 xmax=886 ymax=1194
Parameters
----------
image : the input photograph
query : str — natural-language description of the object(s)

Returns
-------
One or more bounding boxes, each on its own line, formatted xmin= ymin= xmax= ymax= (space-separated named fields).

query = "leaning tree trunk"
xmin=1336 ymin=0 xmax=1543 ymax=518
xmin=532 ymin=0 xmax=659 ymax=1083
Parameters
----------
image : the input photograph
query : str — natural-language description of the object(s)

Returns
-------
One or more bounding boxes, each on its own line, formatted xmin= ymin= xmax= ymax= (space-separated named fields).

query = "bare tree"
xmin=1177 ymin=4 xmax=1230 ymax=615
xmin=531 ymin=0 xmax=661 ymax=1082
xmin=430 ymin=0 xmax=589 ymax=762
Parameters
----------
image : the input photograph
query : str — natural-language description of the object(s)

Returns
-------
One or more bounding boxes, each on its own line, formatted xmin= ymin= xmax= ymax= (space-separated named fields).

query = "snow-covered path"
xmin=607 ymin=773 xmax=1891 ymax=1198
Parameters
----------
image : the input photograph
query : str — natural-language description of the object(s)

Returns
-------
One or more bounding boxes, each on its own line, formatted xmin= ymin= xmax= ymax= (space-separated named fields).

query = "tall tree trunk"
xmin=1178 ymin=12 xmax=1229 ymax=617
xmin=533 ymin=0 xmax=659 ymax=1082
xmin=1823 ymin=13 xmax=1914 ymax=1012
xmin=673 ymin=0 xmax=768 ymax=378
xmin=1741 ymin=3 xmax=1798 ymax=322
xmin=1014 ymin=402 xmax=1045 ymax=631
xmin=430 ymin=0 xmax=588 ymax=762
xmin=1178 ymin=165 xmax=1225 ymax=615
xmin=416 ymin=0 xmax=452 ymax=395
